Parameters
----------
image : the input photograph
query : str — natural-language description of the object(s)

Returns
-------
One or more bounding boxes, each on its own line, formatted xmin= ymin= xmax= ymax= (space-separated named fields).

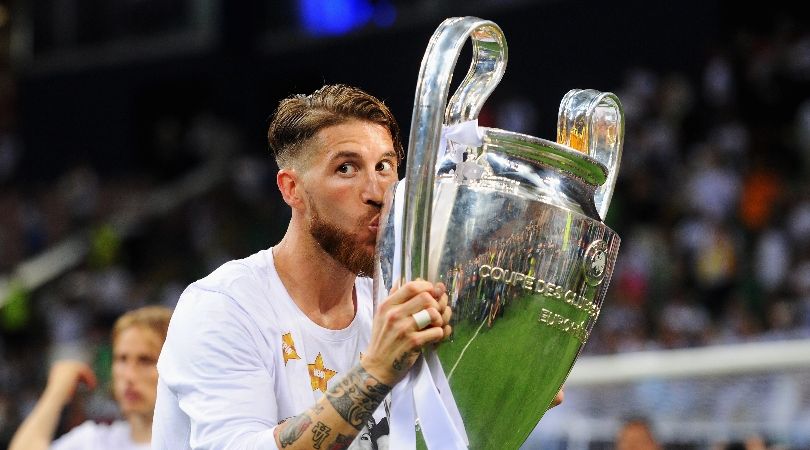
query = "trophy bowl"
xmin=375 ymin=17 xmax=624 ymax=449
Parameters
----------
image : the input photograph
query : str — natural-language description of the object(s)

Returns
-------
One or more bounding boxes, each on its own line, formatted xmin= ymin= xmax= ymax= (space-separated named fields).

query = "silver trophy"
xmin=375 ymin=16 xmax=623 ymax=449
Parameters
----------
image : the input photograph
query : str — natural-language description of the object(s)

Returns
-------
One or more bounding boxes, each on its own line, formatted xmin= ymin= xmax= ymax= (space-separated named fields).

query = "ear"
xmin=277 ymin=168 xmax=306 ymax=210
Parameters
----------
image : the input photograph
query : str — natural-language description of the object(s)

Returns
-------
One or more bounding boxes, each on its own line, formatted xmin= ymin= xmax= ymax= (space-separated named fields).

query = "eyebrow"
xmin=328 ymin=150 xmax=398 ymax=161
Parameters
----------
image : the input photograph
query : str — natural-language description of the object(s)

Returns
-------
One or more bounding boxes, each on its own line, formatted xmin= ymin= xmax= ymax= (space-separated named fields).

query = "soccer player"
xmin=10 ymin=305 xmax=172 ymax=450
xmin=152 ymin=84 xmax=452 ymax=450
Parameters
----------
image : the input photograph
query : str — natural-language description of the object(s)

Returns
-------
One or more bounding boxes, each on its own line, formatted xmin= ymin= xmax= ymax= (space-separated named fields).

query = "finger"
xmin=551 ymin=389 xmax=564 ymax=408
xmin=410 ymin=309 xmax=433 ymax=330
xmin=441 ymin=304 xmax=452 ymax=325
xmin=408 ymin=307 xmax=442 ymax=331
xmin=409 ymin=326 xmax=445 ymax=348
xmin=398 ymin=291 xmax=440 ymax=317
xmin=432 ymin=282 xmax=446 ymax=299
xmin=385 ymin=280 xmax=434 ymax=306
xmin=388 ymin=279 xmax=401 ymax=295
xmin=437 ymin=292 xmax=448 ymax=314
xmin=77 ymin=366 xmax=98 ymax=390
xmin=442 ymin=324 xmax=452 ymax=340
xmin=426 ymin=307 xmax=443 ymax=328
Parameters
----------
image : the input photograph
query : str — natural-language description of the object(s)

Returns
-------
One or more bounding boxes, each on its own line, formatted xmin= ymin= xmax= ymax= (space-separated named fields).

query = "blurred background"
xmin=0 ymin=0 xmax=809 ymax=448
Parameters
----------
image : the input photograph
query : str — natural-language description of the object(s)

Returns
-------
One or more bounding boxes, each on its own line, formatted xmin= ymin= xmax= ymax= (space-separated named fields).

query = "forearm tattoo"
xmin=278 ymin=413 xmax=312 ymax=448
xmin=325 ymin=365 xmax=392 ymax=430
xmin=311 ymin=422 xmax=331 ymax=449
xmin=324 ymin=433 xmax=354 ymax=450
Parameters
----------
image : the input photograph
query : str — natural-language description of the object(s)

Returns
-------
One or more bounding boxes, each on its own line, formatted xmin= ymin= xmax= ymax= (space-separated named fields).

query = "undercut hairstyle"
xmin=111 ymin=305 xmax=172 ymax=345
xmin=267 ymin=84 xmax=403 ymax=169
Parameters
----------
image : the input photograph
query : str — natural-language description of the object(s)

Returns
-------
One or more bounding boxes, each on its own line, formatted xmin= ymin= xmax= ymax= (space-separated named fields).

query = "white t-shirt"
xmin=51 ymin=420 xmax=149 ymax=450
xmin=152 ymin=248 xmax=387 ymax=450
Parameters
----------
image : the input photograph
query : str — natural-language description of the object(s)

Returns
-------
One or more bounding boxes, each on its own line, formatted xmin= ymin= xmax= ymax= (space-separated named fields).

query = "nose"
xmin=361 ymin=172 xmax=386 ymax=209
xmin=117 ymin=360 xmax=139 ymax=383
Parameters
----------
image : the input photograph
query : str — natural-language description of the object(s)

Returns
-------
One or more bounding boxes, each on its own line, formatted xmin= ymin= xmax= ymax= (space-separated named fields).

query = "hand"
xmin=550 ymin=388 xmax=564 ymax=408
xmin=362 ymin=280 xmax=453 ymax=386
xmin=435 ymin=282 xmax=453 ymax=340
xmin=43 ymin=361 xmax=97 ymax=406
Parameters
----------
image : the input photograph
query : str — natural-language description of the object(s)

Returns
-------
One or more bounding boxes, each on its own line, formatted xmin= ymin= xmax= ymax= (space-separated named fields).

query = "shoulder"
xmin=174 ymin=249 xmax=275 ymax=322
xmin=194 ymin=249 xmax=274 ymax=297
xmin=52 ymin=420 xmax=100 ymax=446
xmin=51 ymin=421 xmax=132 ymax=449
xmin=159 ymin=250 xmax=278 ymax=376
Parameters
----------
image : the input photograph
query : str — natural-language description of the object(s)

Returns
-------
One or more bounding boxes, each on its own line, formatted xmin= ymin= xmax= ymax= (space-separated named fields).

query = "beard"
xmin=309 ymin=204 xmax=376 ymax=277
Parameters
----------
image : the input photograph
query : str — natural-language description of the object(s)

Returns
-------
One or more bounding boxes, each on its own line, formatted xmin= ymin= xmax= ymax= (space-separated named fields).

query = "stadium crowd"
xmin=0 ymin=3 xmax=809 ymax=448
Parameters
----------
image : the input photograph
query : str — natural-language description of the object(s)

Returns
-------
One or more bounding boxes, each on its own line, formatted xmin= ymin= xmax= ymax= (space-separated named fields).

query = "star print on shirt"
xmin=308 ymin=352 xmax=337 ymax=393
xmin=281 ymin=332 xmax=301 ymax=365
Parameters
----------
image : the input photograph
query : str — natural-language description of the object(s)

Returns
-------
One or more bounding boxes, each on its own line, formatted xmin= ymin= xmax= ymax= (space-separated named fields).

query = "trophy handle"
xmin=401 ymin=16 xmax=507 ymax=282
xmin=556 ymin=89 xmax=625 ymax=221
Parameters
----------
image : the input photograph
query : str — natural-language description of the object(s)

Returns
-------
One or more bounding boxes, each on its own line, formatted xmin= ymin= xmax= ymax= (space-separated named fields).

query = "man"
xmin=9 ymin=305 xmax=172 ymax=450
xmin=616 ymin=417 xmax=662 ymax=450
xmin=152 ymin=84 xmax=452 ymax=450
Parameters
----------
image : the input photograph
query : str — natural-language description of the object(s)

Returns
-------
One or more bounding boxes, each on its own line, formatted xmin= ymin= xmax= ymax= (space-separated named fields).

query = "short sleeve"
xmin=156 ymin=285 xmax=280 ymax=449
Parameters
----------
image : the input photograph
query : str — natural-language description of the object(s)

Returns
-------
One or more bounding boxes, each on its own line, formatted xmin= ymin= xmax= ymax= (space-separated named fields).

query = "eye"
xmin=338 ymin=163 xmax=357 ymax=175
xmin=376 ymin=160 xmax=394 ymax=172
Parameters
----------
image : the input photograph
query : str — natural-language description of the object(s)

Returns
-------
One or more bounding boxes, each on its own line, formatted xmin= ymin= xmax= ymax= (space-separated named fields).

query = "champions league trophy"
xmin=374 ymin=16 xmax=624 ymax=449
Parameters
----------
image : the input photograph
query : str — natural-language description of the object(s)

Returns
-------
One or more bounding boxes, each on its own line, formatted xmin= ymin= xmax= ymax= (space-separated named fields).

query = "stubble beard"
xmin=309 ymin=204 xmax=376 ymax=277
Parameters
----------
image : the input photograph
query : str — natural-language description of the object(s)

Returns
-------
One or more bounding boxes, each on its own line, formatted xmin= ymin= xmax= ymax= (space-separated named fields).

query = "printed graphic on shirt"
xmin=308 ymin=352 xmax=337 ymax=393
xmin=350 ymin=417 xmax=390 ymax=450
xmin=282 ymin=332 xmax=301 ymax=365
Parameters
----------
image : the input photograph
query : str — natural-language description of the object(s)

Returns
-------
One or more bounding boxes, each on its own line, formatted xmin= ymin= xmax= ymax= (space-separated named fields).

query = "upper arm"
xmin=158 ymin=287 xmax=280 ymax=449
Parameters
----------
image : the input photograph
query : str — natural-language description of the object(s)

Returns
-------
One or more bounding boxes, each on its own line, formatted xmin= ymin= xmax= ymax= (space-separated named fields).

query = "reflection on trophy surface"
xmin=374 ymin=16 xmax=624 ymax=449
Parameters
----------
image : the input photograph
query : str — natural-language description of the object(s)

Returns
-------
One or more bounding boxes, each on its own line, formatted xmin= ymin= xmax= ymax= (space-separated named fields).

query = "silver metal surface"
xmin=557 ymin=89 xmax=624 ymax=220
xmin=400 ymin=16 xmax=507 ymax=283
xmin=375 ymin=16 xmax=624 ymax=449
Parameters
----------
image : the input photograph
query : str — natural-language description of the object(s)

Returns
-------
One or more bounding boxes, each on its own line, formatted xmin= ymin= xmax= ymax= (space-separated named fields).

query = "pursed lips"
xmin=369 ymin=214 xmax=380 ymax=230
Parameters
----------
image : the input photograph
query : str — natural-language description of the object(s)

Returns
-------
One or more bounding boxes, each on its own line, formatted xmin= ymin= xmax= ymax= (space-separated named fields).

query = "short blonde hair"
xmin=111 ymin=305 xmax=172 ymax=345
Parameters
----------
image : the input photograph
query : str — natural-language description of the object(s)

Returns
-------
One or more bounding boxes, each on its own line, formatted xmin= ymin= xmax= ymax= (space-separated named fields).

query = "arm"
xmin=8 ymin=361 xmax=98 ymax=450
xmin=157 ymin=279 xmax=451 ymax=449
xmin=273 ymin=364 xmax=388 ymax=449
xmin=273 ymin=279 xmax=452 ymax=449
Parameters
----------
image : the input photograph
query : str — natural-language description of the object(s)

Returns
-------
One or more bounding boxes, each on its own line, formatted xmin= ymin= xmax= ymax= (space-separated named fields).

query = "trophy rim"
xmin=481 ymin=127 xmax=609 ymax=186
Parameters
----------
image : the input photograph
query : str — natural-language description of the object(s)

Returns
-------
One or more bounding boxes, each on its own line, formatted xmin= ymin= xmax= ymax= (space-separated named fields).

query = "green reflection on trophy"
xmin=375 ymin=16 xmax=624 ymax=449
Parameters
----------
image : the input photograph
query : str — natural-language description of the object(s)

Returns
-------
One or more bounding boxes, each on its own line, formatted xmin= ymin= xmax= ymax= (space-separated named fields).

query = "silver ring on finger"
xmin=411 ymin=309 xmax=431 ymax=330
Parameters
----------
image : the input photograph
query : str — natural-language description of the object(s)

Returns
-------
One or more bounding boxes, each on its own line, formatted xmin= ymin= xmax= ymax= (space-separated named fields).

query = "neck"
xmin=273 ymin=220 xmax=358 ymax=329
xmin=127 ymin=413 xmax=152 ymax=444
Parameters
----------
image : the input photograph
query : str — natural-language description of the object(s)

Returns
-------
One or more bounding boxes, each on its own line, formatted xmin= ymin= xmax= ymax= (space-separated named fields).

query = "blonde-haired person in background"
xmin=9 ymin=305 xmax=172 ymax=450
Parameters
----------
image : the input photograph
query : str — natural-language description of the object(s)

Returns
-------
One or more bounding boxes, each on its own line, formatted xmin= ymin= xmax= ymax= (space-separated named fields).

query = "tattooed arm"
xmin=273 ymin=280 xmax=452 ymax=450
xmin=274 ymin=364 xmax=390 ymax=449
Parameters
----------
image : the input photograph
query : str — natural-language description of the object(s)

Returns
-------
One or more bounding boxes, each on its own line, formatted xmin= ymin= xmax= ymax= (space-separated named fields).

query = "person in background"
xmin=616 ymin=417 xmax=662 ymax=450
xmin=9 ymin=305 xmax=172 ymax=450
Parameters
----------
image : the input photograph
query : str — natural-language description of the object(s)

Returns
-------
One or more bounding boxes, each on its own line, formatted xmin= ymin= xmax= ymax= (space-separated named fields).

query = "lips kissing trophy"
xmin=373 ymin=16 xmax=624 ymax=449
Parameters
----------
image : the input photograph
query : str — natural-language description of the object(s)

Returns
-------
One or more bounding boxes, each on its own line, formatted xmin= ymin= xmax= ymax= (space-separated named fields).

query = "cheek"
xmin=310 ymin=191 xmax=354 ymax=218
xmin=111 ymin=364 xmax=125 ymax=383
xmin=146 ymin=367 xmax=159 ymax=386
xmin=313 ymin=176 xmax=358 ymax=200
xmin=380 ymin=173 xmax=398 ymax=191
